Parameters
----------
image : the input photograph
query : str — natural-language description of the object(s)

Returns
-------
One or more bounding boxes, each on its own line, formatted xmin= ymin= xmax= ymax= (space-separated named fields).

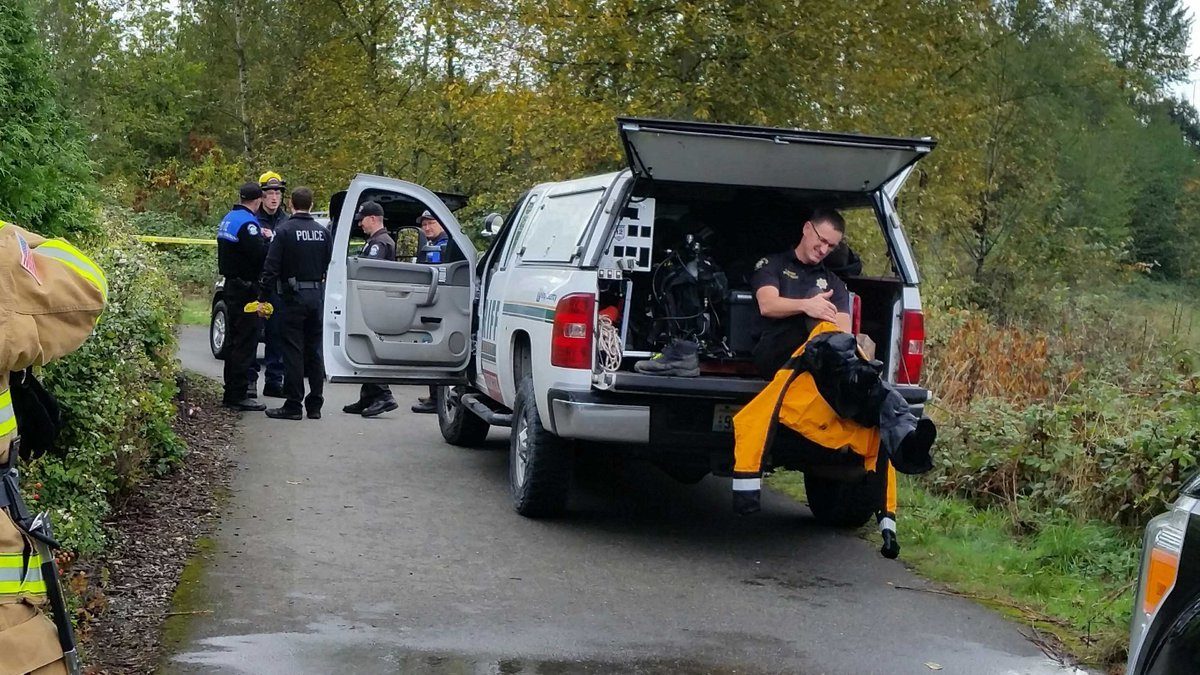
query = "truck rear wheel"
xmin=510 ymin=378 xmax=572 ymax=517
xmin=804 ymin=472 xmax=879 ymax=528
xmin=437 ymin=385 xmax=490 ymax=447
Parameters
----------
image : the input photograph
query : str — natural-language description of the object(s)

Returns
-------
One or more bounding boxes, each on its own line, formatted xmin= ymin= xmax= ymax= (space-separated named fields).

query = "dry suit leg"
xmin=732 ymin=368 xmax=883 ymax=515
xmin=730 ymin=368 xmax=794 ymax=514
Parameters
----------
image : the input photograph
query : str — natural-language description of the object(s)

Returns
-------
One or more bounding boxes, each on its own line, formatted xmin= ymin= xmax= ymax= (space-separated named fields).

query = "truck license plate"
xmin=712 ymin=404 xmax=740 ymax=433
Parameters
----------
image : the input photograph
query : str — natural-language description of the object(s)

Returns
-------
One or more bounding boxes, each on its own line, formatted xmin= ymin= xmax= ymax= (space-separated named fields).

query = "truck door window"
xmin=519 ymin=187 xmax=606 ymax=263
xmin=500 ymin=192 xmax=541 ymax=270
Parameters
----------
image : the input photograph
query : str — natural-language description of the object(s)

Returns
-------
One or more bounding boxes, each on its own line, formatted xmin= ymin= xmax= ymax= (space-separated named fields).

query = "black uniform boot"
xmin=224 ymin=398 xmax=266 ymax=412
xmin=343 ymin=400 xmax=368 ymax=414
xmin=363 ymin=399 xmax=400 ymax=417
xmin=265 ymin=406 xmax=302 ymax=420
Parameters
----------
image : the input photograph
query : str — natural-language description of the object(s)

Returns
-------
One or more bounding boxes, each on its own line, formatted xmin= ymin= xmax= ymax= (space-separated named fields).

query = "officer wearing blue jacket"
xmin=217 ymin=182 xmax=268 ymax=411
xmin=412 ymin=210 xmax=450 ymax=414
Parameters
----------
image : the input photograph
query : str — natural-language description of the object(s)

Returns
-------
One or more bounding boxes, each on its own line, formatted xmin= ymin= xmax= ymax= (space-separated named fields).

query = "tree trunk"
xmin=232 ymin=0 xmax=253 ymax=158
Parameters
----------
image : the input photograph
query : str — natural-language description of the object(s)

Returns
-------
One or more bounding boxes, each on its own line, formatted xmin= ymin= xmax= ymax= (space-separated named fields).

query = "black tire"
xmin=210 ymin=300 xmax=229 ymax=360
xmin=804 ymin=472 xmax=879 ymax=528
xmin=509 ymin=378 xmax=573 ymax=517
xmin=437 ymin=385 xmax=491 ymax=447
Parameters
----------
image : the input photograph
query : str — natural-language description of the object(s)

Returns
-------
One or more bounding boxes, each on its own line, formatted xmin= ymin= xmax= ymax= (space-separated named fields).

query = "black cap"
xmin=240 ymin=182 xmax=264 ymax=200
xmin=354 ymin=200 xmax=385 ymax=222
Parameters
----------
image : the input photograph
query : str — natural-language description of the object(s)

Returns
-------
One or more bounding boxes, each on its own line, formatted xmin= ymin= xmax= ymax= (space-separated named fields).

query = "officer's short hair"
xmin=809 ymin=208 xmax=845 ymax=234
xmin=291 ymin=187 xmax=314 ymax=211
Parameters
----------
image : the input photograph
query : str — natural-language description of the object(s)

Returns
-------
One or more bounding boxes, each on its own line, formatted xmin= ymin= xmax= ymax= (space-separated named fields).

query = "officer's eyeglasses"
xmin=808 ymin=222 xmax=841 ymax=250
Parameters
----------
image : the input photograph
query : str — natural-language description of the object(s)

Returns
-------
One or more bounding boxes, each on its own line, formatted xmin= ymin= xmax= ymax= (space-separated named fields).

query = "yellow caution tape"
xmin=134 ymin=235 xmax=217 ymax=246
xmin=243 ymin=301 xmax=274 ymax=317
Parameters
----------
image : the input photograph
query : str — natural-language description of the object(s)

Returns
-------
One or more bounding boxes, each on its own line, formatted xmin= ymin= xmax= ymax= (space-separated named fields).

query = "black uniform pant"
xmin=222 ymin=283 xmax=261 ymax=403
xmin=280 ymin=288 xmax=325 ymax=413
xmin=359 ymin=383 xmax=394 ymax=405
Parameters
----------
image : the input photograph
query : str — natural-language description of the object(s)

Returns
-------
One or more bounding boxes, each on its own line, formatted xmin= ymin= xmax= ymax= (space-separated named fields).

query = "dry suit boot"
xmin=265 ymin=406 xmax=302 ymax=420
xmin=634 ymin=339 xmax=700 ymax=377
xmin=224 ymin=398 xmax=266 ymax=412
xmin=892 ymin=417 xmax=936 ymax=475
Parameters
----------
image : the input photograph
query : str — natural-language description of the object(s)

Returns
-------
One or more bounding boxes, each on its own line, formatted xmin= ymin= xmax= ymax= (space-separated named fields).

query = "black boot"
xmin=224 ymin=398 xmax=266 ymax=412
xmin=634 ymin=339 xmax=700 ymax=377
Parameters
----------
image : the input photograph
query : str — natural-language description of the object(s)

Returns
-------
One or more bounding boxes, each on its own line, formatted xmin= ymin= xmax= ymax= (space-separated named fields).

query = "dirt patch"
xmin=71 ymin=373 xmax=238 ymax=674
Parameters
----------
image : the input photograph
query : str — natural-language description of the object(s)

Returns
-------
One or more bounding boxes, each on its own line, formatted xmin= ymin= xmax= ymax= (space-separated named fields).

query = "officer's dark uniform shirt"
xmin=259 ymin=212 xmax=333 ymax=300
xmin=750 ymin=251 xmax=850 ymax=377
xmin=256 ymin=205 xmax=290 ymax=233
xmin=418 ymin=234 xmax=449 ymax=264
xmin=217 ymin=205 xmax=267 ymax=281
xmin=360 ymin=228 xmax=396 ymax=261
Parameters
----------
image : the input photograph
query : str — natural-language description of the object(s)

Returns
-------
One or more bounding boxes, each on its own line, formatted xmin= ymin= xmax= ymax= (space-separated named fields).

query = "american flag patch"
xmin=16 ymin=232 xmax=41 ymax=284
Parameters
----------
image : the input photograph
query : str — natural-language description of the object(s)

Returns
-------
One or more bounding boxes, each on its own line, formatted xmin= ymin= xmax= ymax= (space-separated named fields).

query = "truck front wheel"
xmin=510 ymin=378 xmax=572 ymax=517
xmin=804 ymin=472 xmax=879 ymax=528
xmin=210 ymin=300 xmax=229 ymax=360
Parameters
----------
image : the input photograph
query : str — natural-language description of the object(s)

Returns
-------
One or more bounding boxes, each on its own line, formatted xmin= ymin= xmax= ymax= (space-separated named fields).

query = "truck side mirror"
xmin=481 ymin=213 xmax=503 ymax=239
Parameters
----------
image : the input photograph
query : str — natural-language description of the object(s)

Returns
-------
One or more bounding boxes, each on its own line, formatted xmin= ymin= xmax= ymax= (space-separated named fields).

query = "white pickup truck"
xmin=323 ymin=118 xmax=935 ymax=522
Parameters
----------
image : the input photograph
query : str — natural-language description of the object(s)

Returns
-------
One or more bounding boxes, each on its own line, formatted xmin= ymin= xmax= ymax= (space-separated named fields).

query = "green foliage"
xmin=0 ymin=0 xmax=93 ymax=236
xmin=898 ymin=484 xmax=1139 ymax=667
xmin=122 ymin=206 xmax=216 ymax=293
xmin=23 ymin=220 xmax=186 ymax=554
xmin=927 ymin=286 xmax=1200 ymax=529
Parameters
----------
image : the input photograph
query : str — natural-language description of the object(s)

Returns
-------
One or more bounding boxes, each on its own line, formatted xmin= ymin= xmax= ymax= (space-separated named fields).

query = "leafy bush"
xmin=926 ymin=294 xmax=1200 ymax=528
xmin=134 ymin=147 xmax=247 ymax=231
xmin=22 ymin=220 xmax=185 ymax=554
xmin=123 ymin=207 xmax=216 ymax=294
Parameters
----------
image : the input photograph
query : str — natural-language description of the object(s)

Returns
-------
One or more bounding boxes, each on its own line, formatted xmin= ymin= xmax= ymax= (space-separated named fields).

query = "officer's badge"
xmin=782 ymin=269 xmax=799 ymax=279
xmin=816 ymin=277 xmax=829 ymax=290
xmin=369 ymin=244 xmax=379 ymax=256
xmin=247 ymin=224 xmax=259 ymax=236
xmin=755 ymin=257 xmax=769 ymax=270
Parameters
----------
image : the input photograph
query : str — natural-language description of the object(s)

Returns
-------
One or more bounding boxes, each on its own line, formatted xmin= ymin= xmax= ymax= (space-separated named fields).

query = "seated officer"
xmin=750 ymin=208 xmax=852 ymax=379
xmin=411 ymin=210 xmax=449 ymax=414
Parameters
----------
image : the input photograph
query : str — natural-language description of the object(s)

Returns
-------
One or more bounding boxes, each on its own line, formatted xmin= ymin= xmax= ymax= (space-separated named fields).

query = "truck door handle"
xmin=419 ymin=266 xmax=439 ymax=307
xmin=420 ymin=316 xmax=442 ymax=324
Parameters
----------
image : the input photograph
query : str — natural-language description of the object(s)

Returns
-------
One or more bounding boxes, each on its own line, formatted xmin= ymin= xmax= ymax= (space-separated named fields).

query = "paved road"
xmin=167 ymin=326 xmax=1088 ymax=675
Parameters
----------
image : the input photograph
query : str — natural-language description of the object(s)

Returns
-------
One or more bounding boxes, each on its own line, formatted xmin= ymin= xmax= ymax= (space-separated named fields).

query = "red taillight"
xmin=551 ymin=294 xmax=595 ymax=369
xmin=897 ymin=309 xmax=924 ymax=384
xmin=850 ymin=292 xmax=862 ymax=334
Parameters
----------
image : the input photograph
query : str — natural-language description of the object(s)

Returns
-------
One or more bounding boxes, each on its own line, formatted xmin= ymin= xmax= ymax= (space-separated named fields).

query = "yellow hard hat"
xmin=258 ymin=171 xmax=286 ymax=190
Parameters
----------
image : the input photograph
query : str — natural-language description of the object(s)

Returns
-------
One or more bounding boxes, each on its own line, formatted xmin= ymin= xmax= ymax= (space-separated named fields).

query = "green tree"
xmin=0 ymin=0 xmax=93 ymax=235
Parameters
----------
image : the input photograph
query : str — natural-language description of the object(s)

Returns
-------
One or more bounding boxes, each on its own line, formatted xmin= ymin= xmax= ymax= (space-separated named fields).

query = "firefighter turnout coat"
xmin=0 ymin=221 xmax=106 ymax=675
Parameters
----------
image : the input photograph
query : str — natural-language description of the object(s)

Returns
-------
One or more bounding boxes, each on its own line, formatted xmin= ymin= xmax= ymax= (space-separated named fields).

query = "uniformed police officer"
xmin=217 ymin=182 xmax=268 ymax=411
xmin=342 ymin=201 xmax=401 ymax=418
xmin=411 ymin=210 xmax=450 ymax=414
xmin=258 ymin=187 xmax=333 ymax=420
xmin=750 ymin=208 xmax=853 ymax=378
xmin=250 ymin=171 xmax=290 ymax=399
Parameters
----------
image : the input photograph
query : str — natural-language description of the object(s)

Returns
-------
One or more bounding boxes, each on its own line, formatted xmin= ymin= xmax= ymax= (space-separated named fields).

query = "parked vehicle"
xmin=324 ymin=118 xmax=935 ymax=521
xmin=1127 ymin=471 xmax=1200 ymax=674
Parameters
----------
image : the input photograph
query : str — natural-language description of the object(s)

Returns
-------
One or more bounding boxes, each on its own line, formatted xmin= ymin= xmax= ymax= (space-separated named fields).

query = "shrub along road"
xmin=165 ymin=327 xmax=1090 ymax=675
